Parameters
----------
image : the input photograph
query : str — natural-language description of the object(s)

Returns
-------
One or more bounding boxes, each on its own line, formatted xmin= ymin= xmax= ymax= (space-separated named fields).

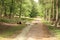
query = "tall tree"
xmin=55 ymin=0 xmax=58 ymax=27
xmin=29 ymin=0 xmax=39 ymax=18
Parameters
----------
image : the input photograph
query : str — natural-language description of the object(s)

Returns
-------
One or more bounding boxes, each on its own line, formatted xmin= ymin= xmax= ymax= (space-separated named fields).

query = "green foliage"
xmin=0 ymin=0 xmax=32 ymax=18
xmin=29 ymin=0 xmax=39 ymax=18
xmin=0 ymin=18 xmax=10 ymax=23
xmin=0 ymin=17 xmax=33 ymax=23
xmin=48 ymin=25 xmax=60 ymax=38
xmin=0 ymin=18 xmax=16 ymax=23
xmin=29 ymin=6 xmax=38 ymax=17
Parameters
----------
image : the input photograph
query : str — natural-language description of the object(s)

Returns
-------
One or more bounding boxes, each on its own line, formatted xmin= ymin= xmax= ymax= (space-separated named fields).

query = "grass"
xmin=48 ymin=25 xmax=60 ymax=40
xmin=44 ymin=21 xmax=60 ymax=40
xmin=42 ymin=19 xmax=60 ymax=40
xmin=0 ymin=17 xmax=34 ymax=23
xmin=0 ymin=23 xmax=26 ymax=38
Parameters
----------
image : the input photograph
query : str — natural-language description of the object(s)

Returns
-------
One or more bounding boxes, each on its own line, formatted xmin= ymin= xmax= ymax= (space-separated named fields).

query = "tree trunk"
xmin=52 ymin=0 xmax=54 ymax=20
xmin=4 ymin=5 xmax=7 ymax=17
xmin=55 ymin=0 xmax=58 ymax=27
xmin=45 ymin=9 xmax=48 ymax=21
xmin=48 ymin=8 xmax=51 ymax=22
xmin=9 ymin=0 xmax=14 ymax=18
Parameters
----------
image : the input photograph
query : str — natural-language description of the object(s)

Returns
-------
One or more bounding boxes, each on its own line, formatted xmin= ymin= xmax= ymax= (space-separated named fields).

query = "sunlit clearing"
xmin=27 ymin=37 xmax=36 ymax=40
xmin=34 ymin=0 xmax=38 ymax=3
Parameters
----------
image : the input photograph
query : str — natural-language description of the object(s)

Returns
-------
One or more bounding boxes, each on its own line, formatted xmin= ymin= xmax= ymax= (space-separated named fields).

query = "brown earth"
xmin=0 ymin=19 xmax=57 ymax=40
xmin=26 ymin=20 xmax=56 ymax=40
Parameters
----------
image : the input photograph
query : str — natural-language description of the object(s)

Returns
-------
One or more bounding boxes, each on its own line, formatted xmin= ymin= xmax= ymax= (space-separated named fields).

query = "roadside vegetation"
xmin=0 ymin=0 xmax=60 ymax=40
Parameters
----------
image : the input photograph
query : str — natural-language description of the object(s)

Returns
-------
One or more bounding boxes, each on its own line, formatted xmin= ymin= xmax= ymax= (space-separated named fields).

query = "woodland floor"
xmin=14 ymin=18 xmax=57 ymax=40
xmin=0 ymin=22 xmax=26 ymax=40
xmin=0 ymin=18 xmax=57 ymax=40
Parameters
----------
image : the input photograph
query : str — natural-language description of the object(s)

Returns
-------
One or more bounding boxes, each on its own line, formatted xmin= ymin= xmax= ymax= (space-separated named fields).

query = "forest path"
xmin=26 ymin=19 xmax=56 ymax=40
xmin=14 ymin=18 xmax=56 ymax=40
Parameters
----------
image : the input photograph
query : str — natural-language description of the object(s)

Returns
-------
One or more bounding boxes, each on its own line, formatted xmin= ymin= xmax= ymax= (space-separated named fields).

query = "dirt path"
xmin=14 ymin=22 xmax=33 ymax=40
xmin=14 ymin=18 xmax=56 ymax=40
xmin=26 ymin=19 xmax=56 ymax=40
xmin=0 ymin=18 xmax=57 ymax=40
